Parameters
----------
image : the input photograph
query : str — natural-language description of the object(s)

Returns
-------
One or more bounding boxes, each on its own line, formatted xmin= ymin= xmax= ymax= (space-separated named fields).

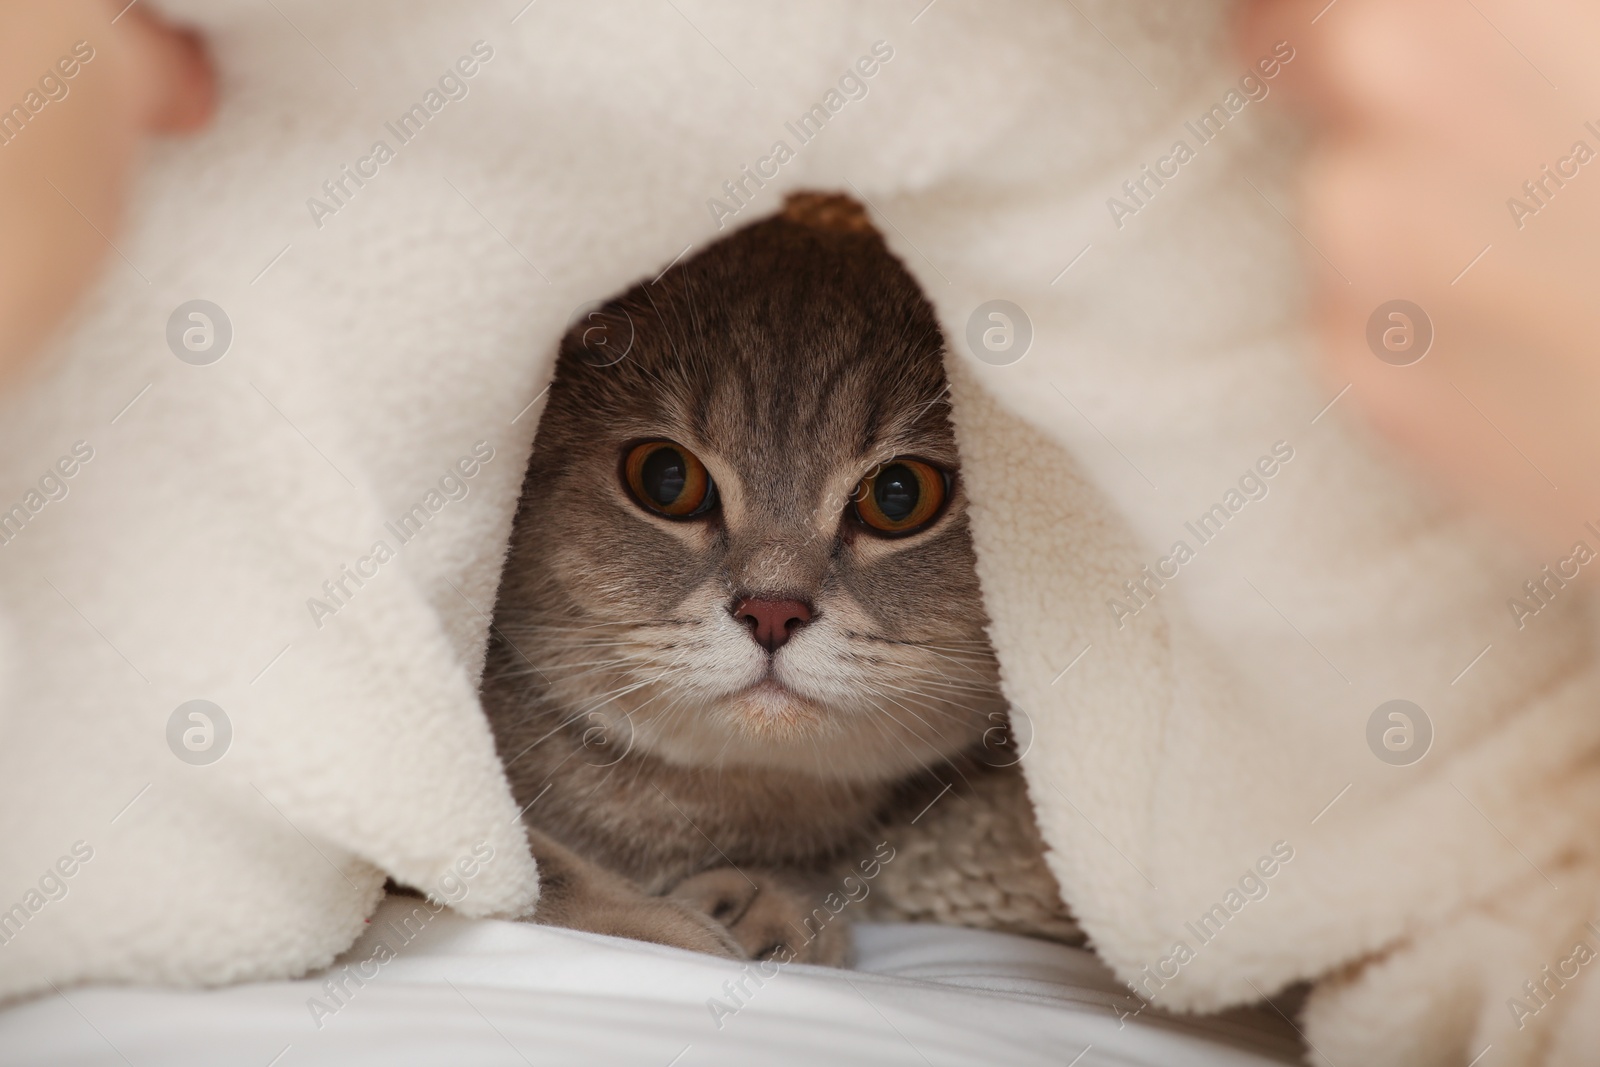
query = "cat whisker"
xmin=505 ymin=664 xmax=695 ymax=767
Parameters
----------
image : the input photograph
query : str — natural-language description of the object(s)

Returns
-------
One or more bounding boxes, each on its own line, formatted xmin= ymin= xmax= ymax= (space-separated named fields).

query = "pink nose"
xmin=732 ymin=597 xmax=813 ymax=652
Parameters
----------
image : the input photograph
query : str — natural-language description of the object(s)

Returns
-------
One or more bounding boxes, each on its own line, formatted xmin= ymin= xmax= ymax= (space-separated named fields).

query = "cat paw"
xmin=668 ymin=867 xmax=849 ymax=966
xmin=522 ymin=827 xmax=747 ymax=959
xmin=575 ymin=893 xmax=748 ymax=959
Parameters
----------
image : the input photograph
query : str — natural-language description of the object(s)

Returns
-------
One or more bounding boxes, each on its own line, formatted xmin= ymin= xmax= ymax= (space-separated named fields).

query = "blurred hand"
xmin=0 ymin=0 xmax=214 ymax=380
xmin=1240 ymin=0 xmax=1600 ymax=550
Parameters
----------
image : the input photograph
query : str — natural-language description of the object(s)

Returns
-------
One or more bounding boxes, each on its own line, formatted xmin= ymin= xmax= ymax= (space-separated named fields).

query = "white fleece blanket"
xmin=3 ymin=2 xmax=1597 ymax=1064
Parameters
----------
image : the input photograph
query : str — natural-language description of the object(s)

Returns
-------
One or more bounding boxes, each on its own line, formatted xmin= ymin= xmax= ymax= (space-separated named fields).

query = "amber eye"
xmin=852 ymin=459 xmax=948 ymax=536
xmin=623 ymin=441 xmax=716 ymax=518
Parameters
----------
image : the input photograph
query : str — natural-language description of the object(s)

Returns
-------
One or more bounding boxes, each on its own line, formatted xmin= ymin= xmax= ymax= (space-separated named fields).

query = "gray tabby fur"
xmin=480 ymin=194 xmax=1072 ymax=964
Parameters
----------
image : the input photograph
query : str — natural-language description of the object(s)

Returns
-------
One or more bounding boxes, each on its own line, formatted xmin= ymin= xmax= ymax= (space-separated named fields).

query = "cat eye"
xmin=851 ymin=459 xmax=948 ymax=536
xmin=622 ymin=441 xmax=716 ymax=518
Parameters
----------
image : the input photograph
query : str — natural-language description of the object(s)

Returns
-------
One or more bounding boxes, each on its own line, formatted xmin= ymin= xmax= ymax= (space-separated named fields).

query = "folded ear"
xmin=781 ymin=191 xmax=875 ymax=234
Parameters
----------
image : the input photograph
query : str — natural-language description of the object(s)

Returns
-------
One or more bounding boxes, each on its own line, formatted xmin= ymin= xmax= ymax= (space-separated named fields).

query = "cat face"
xmin=488 ymin=200 xmax=1003 ymax=783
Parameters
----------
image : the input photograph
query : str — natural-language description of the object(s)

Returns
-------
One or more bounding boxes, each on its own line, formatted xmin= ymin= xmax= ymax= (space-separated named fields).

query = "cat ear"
xmin=781 ymin=191 xmax=877 ymax=235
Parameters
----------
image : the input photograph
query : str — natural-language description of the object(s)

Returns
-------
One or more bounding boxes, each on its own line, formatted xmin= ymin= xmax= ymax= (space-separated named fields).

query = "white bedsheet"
xmin=0 ymin=897 xmax=1302 ymax=1066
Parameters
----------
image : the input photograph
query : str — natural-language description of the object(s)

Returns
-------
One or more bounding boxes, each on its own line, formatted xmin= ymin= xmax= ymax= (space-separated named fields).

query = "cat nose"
xmin=731 ymin=597 xmax=813 ymax=652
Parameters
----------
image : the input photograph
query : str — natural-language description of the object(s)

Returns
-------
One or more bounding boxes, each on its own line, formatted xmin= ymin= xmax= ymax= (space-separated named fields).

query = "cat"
xmin=480 ymin=192 xmax=1073 ymax=965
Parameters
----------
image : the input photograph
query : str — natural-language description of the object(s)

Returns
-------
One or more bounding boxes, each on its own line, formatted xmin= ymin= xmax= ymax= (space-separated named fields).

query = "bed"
xmin=0 ymin=896 xmax=1303 ymax=1066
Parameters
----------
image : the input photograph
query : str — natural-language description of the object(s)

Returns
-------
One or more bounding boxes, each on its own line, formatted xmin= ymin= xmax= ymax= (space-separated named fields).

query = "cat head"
xmin=488 ymin=195 xmax=1004 ymax=783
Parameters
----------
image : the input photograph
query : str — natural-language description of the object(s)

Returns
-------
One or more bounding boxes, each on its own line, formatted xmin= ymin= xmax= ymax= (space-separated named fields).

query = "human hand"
xmin=0 ymin=0 xmax=214 ymax=379
xmin=1239 ymin=0 xmax=1600 ymax=550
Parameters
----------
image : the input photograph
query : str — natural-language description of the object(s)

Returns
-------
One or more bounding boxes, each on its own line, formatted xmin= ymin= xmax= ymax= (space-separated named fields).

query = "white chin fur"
xmin=582 ymin=591 xmax=987 ymax=780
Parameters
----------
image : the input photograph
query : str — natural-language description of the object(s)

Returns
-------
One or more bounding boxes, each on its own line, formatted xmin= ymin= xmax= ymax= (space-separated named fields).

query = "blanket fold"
xmin=2 ymin=3 xmax=1594 ymax=1062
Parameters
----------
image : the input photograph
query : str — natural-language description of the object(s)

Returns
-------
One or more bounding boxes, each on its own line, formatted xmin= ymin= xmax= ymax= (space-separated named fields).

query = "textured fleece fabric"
xmin=1 ymin=3 xmax=1595 ymax=1063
